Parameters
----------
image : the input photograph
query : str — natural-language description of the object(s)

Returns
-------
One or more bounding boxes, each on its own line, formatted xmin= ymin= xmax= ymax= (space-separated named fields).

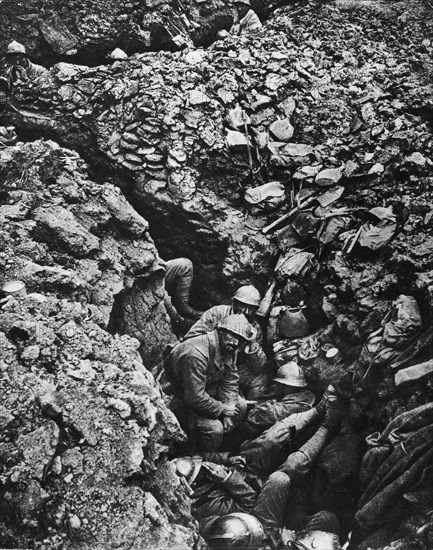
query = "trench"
xmin=4 ymin=96 xmax=432 ymax=550
xmin=1 ymin=1 xmax=433 ymax=547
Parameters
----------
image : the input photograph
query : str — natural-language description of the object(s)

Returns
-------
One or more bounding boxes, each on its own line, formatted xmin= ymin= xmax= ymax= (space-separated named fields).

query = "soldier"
xmin=243 ymin=362 xmax=316 ymax=438
xmin=218 ymin=0 xmax=262 ymax=39
xmin=232 ymin=0 xmax=262 ymax=35
xmin=185 ymin=285 xmax=269 ymax=400
xmin=164 ymin=314 xmax=254 ymax=451
xmin=173 ymin=386 xmax=341 ymax=549
xmin=163 ymin=257 xmax=204 ymax=321
xmin=4 ymin=41 xmax=48 ymax=89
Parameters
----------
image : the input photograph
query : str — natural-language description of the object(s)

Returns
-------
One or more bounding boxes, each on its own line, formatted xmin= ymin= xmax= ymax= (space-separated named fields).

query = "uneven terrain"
xmin=1 ymin=0 xmax=433 ymax=548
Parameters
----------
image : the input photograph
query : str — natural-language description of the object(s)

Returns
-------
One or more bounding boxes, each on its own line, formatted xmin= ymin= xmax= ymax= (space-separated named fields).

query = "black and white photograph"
xmin=0 ymin=0 xmax=432 ymax=548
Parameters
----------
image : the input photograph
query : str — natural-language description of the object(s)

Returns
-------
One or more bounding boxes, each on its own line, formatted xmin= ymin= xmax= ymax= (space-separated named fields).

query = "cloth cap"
xmin=274 ymin=361 xmax=307 ymax=387
xmin=7 ymin=41 xmax=26 ymax=55
xmin=232 ymin=284 xmax=261 ymax=307
xmin=218 ymin=313 xmax=253 ymax=341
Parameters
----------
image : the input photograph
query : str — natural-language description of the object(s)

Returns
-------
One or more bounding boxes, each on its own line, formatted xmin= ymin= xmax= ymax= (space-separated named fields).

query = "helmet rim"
xmin=232 ymin=285 xmax=261 ymax=307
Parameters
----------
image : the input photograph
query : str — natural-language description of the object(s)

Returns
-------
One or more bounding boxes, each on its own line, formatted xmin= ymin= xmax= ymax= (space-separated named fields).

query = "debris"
xmin=110 ymin=48 xmax=128 ymax=60
xmin=316 ymin=186 xmax=345 ymax=208
xmin=358 ymin=224 xmax=392 ymax=250
xmin=262 ymin=194 xmax=318 ymax=234
xmin=315 ymin=166 xmax=344 ymax=187
xmin=275 ymin=248 xmax=315 ymax=279
xmin=188 ymin=88 xmax=211 ymax=105
xmin=226 ymin=129 xmax=249 ymax=151
xmin=346 ymin=226 xmax=362 ymax=254
xmin=269 ymin=118 xmax=294 ymax=142
xmin=278 ymin=97 xmax=296 ymax=117
xmin=395 ymin=359 xmax=433 ymax=386
xmin=227 ymin=105 xmax=250 ymax=129
xmin=244 ymin=181 xmax=286 ymax=210
xmin=368 ymin=162 xmax=384 ymax=174
xmin=256 ymin=279 xmax=277 ymax=318
xmin=39 ymin=12 xmax=78 ymax=55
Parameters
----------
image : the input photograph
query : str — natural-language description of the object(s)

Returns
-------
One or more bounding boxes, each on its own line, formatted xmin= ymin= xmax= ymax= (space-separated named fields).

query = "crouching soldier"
xmin=218 ymin=0 xmax=262 ymax=39
xmin=5 ymin=41 xmax=48 ymax=89
xmin=164 ymin=314 xmax=254 ymax=451
xmin=173 ymin=386 xmax=342 ymax=549
xmin=185 ymin=285 xmax=270 ymax=400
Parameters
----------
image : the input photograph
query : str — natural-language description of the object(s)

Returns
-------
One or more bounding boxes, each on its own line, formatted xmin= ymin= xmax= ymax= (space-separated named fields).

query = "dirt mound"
xmin=0 ymin=139 xmax=194 ymax=549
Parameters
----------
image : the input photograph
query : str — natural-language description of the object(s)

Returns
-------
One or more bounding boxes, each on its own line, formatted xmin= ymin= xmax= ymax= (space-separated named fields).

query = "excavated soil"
xmin=1 ymin=0 xmax=433 ymax=548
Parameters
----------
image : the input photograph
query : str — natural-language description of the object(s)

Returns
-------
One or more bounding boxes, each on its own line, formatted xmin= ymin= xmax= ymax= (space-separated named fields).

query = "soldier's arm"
xmin=200 ymin=465 xmax=257 ymax=514
xmin=182 ymin=352 xmax=226 ymax=419
xmin=184 ymin=307 xmax=219 ymax=340
xmin=218 ymin=364 xmax=239 ymax=409
xmin=242 ymin=324 xmax=267 ymax=373
xmin=218 ymin=469 xmax=257 ymax=510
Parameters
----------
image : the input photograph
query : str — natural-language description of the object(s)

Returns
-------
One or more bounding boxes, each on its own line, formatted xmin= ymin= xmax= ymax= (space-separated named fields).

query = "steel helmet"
xmin=232 ymin=285 xmax=261 ymax=307
xmin=218 ymin=314 xmax=253 ymax=341
xmin=206 ymin=512 xmax=265 ymax=549
xmin=173 ymin=456 xmax=202 ymax=486
xmin=7 ymin=41 xmax=26 ymax=55
xmin=294 ymin=530 xmax=342 ymax=550
xmin=274 ymin=361 xmax=307 ymax=387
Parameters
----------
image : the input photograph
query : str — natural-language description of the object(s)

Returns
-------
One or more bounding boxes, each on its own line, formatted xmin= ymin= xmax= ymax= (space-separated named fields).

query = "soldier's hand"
xmin=281 ymin=528 xmax=297 ymax=546
xmin=222 ymin=403 xmax=237 ymax=417
xmin=223 ymin=415 xmax=235 ymax=433
xmin=201 ymin=461 xmax=231 ymax=482
xmin=227 ymin=455 xmax=246 ymax=468
xmin=244 ymin=326 xmax=258 ymax=354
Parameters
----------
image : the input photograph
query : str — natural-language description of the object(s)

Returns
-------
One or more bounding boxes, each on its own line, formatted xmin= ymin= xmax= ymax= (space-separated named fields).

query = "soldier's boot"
xmin=279 ymin=392 xmax=341 ymax=480
xmin=175 ymin=273 xmax=204 ymax=320
xmin=314 ymin=384 xmax=337 ymax=417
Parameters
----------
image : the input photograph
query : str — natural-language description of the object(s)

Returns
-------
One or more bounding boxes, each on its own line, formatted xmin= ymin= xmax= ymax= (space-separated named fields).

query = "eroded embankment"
xmin=1 ymin=0 xmax=433 ymax=548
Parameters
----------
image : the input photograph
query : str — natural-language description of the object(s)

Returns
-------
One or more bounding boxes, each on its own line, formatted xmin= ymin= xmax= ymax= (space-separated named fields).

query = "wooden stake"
xmin=262 ymin=194 xmax=318 ymax=235
xmin=346 ymin=226 xmax=362 ymax=254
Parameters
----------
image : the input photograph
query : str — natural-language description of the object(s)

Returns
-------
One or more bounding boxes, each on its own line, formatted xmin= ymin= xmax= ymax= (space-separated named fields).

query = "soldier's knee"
xmin=307 ymin=510 xmax=340 ymax=535
xmin=268 ymin=470 xmax=291 ymax=489
xmin=237 ymin=396 xmax=248 ymax=419
xmin=197 ymin=417 xmax=223 ymax=434
xmin=279 ymin=450 xmax=310 ymax=479
xmin=212 ymin=419 xmax=224 ymax=438
xmin=196 ymin=418 xmax=223 ymax=451
xmin=177 ymin=257 xmax=194 ymax=276
xmin=165 ymin=257 xmax=193 ymax=280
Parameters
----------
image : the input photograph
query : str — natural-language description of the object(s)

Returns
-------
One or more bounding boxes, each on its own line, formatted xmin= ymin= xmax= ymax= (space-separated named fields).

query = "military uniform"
xmin=189 ymin=411 xmax=341 ymax=549
xmin=163 ymin=257 xmax=203 ymax=320
xmin=244 ymin=389 xmax=316 ymax=438
xmin=231 ymin=9 xmax=262 ymax=35
xmin=185 ymin=305 xmax=269 ymax=399
xmin=165 ymin=330 xmax=243 ymax=451
xmin=6 ymin=61 xmax=48 ymax=88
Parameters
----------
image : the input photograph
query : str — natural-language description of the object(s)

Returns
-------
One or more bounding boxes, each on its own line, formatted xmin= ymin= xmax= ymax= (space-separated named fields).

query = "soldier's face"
xmin=219 ymin=329 xmax=241 ymax=354
xmin=6 ymin=53 xmax=26 ymax=67
xmin=233 ymin=300 xmax=257 ymax=323
xmin=235 ymin=3 xmax=249 ymax=18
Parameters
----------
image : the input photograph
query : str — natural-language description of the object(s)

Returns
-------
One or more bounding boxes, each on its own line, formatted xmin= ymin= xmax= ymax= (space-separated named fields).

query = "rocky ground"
xmin=1 ymin=0 xmax=433 ymax=548
xmin=0 ymin=140 xmax=198 ymax=549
